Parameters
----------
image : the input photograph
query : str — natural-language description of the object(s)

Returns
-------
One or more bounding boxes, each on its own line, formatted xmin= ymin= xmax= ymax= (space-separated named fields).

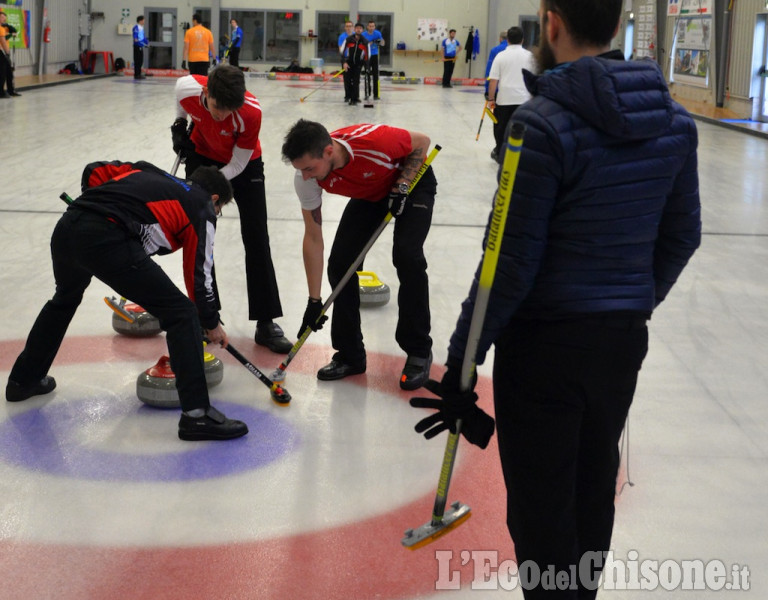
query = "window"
xmin=195 ymin=9 xmax=300 ymax=64
xmin=316 ymin=12 xmax=350 ymax=66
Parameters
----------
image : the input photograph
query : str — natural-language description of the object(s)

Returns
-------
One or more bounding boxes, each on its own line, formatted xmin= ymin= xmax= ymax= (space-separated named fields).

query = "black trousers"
xmin=132 ymin=45 xmax=143 ymax=77
xmin=368 ymin=54 xmax=379 ymax=98
xmin=493 ymin=315 xmax=648 ymax=599
xmin=1 ymin=50 xmax=16 ymax=93
xmin=493 ymin=104 xmax=521 ymax=159
xmin=9 ymin=210 xmax=210 ymax=412
xmin=442 ymin=59 xmax=455 ymax=86
xmin=346 ymin=63 xmax=362 ymax=101
xmin=229 ymin=46 xmax=240 ymax=67
xmin=327 ymin=168 xmax=437 ymax=366
xmin=185 ymin=154 xmax=282 ymax=322
xmin=189 ymin=61 xmax=209 ymax=76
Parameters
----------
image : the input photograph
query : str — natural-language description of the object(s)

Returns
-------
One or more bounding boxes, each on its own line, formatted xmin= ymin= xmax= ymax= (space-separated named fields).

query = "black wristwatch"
xmin=396 ymin=182 xmax=409 ymax=194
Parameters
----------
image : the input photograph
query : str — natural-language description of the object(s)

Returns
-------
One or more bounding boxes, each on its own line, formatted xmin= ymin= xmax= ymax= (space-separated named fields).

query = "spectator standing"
xmin=0 ymin=10 xmax=20 ymax=97
xmin=362 ymin=20 xmax=385 ymax=100
xmin=338 ymin=21 xmax=354 ymax=102
xmin=487 ymin=27 xmax=534 ymax=162
xmin=341 ymin=23 xmax=369 ymax=105
xmin=441 ymin=29 xmax=460 ymax=88
xmin=410 ymin=1 xmax=701 ymax=598
xmin=229 ymin=19 xmax=243 ymax=67
xmin=183 ymin=13 xmax=215 ymax=75
xmin=484 ymin=31 xmax=507 ymax=99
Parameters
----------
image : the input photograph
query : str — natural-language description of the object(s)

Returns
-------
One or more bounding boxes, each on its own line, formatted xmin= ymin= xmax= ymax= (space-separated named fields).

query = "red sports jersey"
xmin=175 ymin=75 xmax=262 ymax=164
xmin=318 ymin=124 xmax=412 ymax=201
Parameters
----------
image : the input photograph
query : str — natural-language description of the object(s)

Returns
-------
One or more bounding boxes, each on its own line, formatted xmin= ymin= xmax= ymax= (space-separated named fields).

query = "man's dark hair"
xmin=281 ymin=119 xmax=332 ymax=162
xmin=192 ymin=12 xmax=202 ymax=24
xmin=136 ymin=15 xmax=144 ymax=24
xmin=543 ymin=0 xmax=622 ymax=46
xmin=507 ymin=26 xmax=524 ymax=45
xmin=449 ymin=28 xmax=456 ymax=34
xmin=354 ymin=22 xmax=364 ymax=29
xmin=368 ymin=20 xmax=376 ymax=25
xmin=206 ymin=65 xmax=246 ymax=110
xmin=188 ymin=166 xmax=233 ymax=208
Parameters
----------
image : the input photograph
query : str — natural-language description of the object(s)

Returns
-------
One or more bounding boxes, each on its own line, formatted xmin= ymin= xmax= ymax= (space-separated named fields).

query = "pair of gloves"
xmin=171 ymin=118 xmax=195 ymax=160
xmin=410 ymin=363 xmax=495 ymax=449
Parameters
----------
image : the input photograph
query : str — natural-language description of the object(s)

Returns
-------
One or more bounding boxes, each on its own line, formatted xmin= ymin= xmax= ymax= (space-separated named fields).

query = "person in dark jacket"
xmin=341 ymin=23 xmax=369 ymax=105
xmin=410 ymin=0 xmax=702 ymax=597
xmin=5 ymin=161 xmax=249 ymax=442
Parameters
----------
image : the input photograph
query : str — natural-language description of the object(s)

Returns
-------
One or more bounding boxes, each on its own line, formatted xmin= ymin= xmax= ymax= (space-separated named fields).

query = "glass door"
xmin=146 ymin=7 xmax=177 ymax=69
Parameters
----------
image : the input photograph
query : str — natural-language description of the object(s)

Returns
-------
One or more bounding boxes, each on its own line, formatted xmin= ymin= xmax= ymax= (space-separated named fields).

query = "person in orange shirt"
xmin=182 ymin=13 xmax=215 ymax=76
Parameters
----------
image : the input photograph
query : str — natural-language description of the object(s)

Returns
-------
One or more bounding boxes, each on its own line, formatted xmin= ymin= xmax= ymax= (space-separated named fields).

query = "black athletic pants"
xmin=492 ymin=315 xmax=648 ymax=599
xmin=368 ymin=54 xmax=379 ymax=98
xmin=347 ymin=63 xmax=362 ymax=102
xmin=327 ymin=168 xmax=437 ymax=367
xmin=229 ymin=46 xmax=240 ymax=67
xmin=493 ymin=104 xmax=521 ymax=160
xmin=442 ymin=59 xmax=455 ymax=87
xmin=9 ymin=209 xmax=210 ymax=412
xmin=189 ymin=61 xmax=209 ymax=76
xmin=132 ymin=45 xmax=143 ymax=78
xmin=1 ymin=50 xmax=16 ymax=93
xmin=185 ymin=153 xmax=283 ymax=322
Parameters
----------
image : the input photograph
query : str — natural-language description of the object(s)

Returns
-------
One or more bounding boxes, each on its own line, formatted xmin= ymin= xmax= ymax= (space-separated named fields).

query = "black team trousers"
xmin=185 ymin=153 xmax=283 ymax=322
xmin=10 ymin=209 xmax=210 ymax=412
xmin=326 ymin=168 xmax=437 ymax=367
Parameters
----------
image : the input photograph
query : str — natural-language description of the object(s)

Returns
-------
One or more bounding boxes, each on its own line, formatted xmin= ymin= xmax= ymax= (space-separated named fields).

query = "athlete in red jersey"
xmin=6 ymin=160 xmax=248 ymax=441
xmin=282 ymin=120 xmax=437 ymax=390
xmin=172 ymin=64 xmax=290 ymax=354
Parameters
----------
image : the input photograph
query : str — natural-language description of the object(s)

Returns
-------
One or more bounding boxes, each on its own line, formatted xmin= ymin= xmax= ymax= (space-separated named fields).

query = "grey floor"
xmin=0 ymin=75 xmax=765 ymax=599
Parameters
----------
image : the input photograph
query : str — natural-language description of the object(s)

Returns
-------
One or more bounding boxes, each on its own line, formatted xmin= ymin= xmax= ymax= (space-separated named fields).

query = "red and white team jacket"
xmin=175 ymin=74 xmax=262 ymax=180
xmin=76 ymin=160 xmax=221 ymax=329
xmin=294 ymin=123 xmax=412 ymax=210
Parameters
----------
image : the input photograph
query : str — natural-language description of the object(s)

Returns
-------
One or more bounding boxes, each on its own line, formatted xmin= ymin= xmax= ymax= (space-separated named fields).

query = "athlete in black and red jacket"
xmin=6 ymin=160 xmax=248 ymax=441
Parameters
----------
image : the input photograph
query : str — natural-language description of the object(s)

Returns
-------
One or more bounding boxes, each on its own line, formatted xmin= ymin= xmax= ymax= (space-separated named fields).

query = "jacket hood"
xmin=525 ymin=54 xmax=674 ymax=140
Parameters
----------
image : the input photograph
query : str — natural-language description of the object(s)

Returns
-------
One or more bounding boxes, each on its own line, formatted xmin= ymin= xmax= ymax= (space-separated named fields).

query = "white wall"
xmin=87 ymin=0 xmax=506 ymax=78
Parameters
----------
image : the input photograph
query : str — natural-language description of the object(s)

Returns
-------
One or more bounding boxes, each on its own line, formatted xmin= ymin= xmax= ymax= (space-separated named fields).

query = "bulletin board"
xmin=417 ymin=18 xmax=448 ymax=42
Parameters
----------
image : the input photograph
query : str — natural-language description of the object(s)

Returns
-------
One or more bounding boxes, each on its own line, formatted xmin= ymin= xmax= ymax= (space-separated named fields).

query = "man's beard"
xmin=534 ymin=32 xmax=558 ymax=72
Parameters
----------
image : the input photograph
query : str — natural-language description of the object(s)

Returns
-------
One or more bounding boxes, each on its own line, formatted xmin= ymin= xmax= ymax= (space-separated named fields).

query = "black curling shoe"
xmin=178 ymin=406 xmax=249 ymax=441
xmin=399 ymin=352 xmax=433 ymax=391
xmin=6 ymin=376 xmax=57 ymax=402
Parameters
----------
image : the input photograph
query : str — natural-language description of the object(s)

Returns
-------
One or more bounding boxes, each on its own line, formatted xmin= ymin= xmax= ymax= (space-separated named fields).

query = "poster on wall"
xmin=634 ymin=1 xmax=657 ymax=60
xmin=0 ymin=5 xmax=30 ymax=49
xmin=672 ymin=16 xmax=712 ymax=87
xmin=417 ymin=18 xmax=448 ymax=43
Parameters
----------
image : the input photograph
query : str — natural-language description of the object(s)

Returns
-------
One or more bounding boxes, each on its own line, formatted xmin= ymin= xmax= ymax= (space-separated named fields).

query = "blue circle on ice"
xmin=0 ymin=400 xmax=298 ymax=482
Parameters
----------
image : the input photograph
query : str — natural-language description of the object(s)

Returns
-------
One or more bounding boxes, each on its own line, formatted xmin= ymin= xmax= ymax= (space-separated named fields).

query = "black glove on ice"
xmin=298 ymin=297 xmax=328 ymax=338
xmin=409 ymin=366 xmax=495 ymax=449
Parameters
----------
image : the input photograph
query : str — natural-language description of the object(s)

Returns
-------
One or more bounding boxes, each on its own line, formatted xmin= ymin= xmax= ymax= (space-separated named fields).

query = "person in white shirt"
xmin=488 ymin=27 xmax=535 ymax=162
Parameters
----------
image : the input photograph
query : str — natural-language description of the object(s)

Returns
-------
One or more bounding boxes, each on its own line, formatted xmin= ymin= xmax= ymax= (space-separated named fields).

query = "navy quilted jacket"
xmin=448 ymin=52 xmax=702 ymax=366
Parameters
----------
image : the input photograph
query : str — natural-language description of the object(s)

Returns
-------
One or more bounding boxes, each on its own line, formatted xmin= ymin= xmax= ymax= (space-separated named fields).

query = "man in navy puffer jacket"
xmin=410 ymin=0 xmax=701 ymax=597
